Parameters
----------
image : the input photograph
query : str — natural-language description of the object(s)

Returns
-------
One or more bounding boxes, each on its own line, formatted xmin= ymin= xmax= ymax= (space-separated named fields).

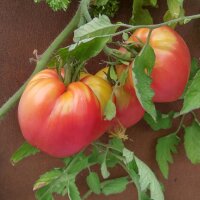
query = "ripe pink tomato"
xmin=18 ymin=69 xmax=113 ymax=157
xmin=124 ymin=26 xmax=191 ymax=102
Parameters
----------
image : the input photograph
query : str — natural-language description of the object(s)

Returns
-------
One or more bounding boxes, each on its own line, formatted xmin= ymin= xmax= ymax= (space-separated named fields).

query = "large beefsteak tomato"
xmin=18 ymin=69 xmax=112 ymax=157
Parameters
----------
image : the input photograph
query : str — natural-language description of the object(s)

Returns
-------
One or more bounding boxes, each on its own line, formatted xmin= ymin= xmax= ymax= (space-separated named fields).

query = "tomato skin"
xmin=126 ymin=26 xmax=191 ymax=102
xmin=96 ymin=67 xmax=144 ymax=128
xmin=18 ymin=69 xmax=111 ymax=157
xmin=81 ymin=74 xmax=114 ymax=131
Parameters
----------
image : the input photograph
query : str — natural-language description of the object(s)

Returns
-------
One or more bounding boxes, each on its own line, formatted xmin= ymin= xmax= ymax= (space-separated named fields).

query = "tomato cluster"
xmin=18 ymin=26 xmax=190 ymax=157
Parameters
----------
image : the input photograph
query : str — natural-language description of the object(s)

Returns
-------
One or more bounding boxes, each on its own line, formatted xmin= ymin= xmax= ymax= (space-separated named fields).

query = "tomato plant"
xmin=1 ymin=0 xmax=200 ymax=200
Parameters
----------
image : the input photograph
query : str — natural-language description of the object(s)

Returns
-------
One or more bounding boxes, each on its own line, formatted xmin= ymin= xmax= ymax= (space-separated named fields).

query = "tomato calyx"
xmin=108 ymin=119 xmax=128 ymax=141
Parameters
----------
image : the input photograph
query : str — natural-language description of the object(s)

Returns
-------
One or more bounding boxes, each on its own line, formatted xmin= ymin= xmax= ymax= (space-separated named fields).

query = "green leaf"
xmin=182 ymin=58 xmax=200 ymax=98
xmin=106 ymin=153 xmax=120 ymax=168
xmin=68 ymin=181 xmax=81 ymax=200
xmin=130 ymin=0 xmax=155 ymax=25
xmin=62 ymin=157 xmax=72 ymax=166
xmin=131 ymin=8 xmax=153 ymax=25
xmin=102 ymin=177 xmax=129 ymax=195
xmin=190 ymin=58 xmax=200 ymax=80
xmin=34 ymin=168 xmax=75 ymax=198
xmin=101 ymin=161 xmax=110 ymax=179
xmin=109 ymin=138 xmax=124 ymax=152
xmin=123 ymin=148 xmax=134 ymax=164
xmin=49 ymin=37 xmax=110 ymax=67
xmin=86 ymin=172 xmax=101 ymax=194
xmin=164 ymin=0 xmax=185 ymax=27
xmin=135 ymin=156 xmax=164 ymax=200
xmin=144 ymin=111 xmax=174 ymax=131
xmin=95 ymin=0 xmax=109 ymax=6
xmin=122 ymin=32 xmax=129 ymax=41
xmin=34 ymin=0 xmax=71 ymax=11
xmin=109 ymin=65 xmax=118 ymax=82
xmin=104 ymin=99 xmax=116 ymax=120
xmin=11 ymin=142 xmax=40 ymax=165
xmin=180 ymin=70 xmax=200 ymax=115
xmin=67 ymin=153 xmax=89 ymax=174
xmin=74 ymin=15 xmax=119 ymax=42
xmin=184 ymin=121 xmax=200 ymax=164
xmin=167 ymin=0 xmax=183 ymax=18
xmin=35 ymin=185 xmax=54 ymax=200
xmin=118 ymin=69 xmax=129 ymax=86
xmin=90 ymin=0 xmax=120 ymax=18
xmin=156 ymin=133 xmax=180 ymax=179
xmin=143 ymin=0 xmax=157 ymax=6
xmin=33 ymin=169 xmax=63 ymax=190
xmin=132 ymin=44 xmax=156 ymax=120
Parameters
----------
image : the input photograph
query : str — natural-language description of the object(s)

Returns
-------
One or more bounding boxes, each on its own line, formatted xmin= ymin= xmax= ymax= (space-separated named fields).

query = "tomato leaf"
xmin=144 ymin=111 xmax=174 ymax=131
xmin=67 ymin=181 xmax=81 ymax=200
xmin=49 ymin=36 xmax=110 ymax=67
xmin=132 ymin=44 xmax=157 ymax=121
xmin=74 ymin=15 xmax=119 ymax=42
xmin=184 ymin=121 xmax=200 ymax=164
xmin=164 ymin=0 xmax=185 ymax=27
xmin=135 ymin=156 xmax=164 ymax=200
xmin=122 ymin=32 xmax=129 ymax=41
xmin=190 ymin=58 xmax=200 ymax=80
xmin=101 ymin=161 xmax=110 ymax=179
xmin=34 ymin=0 xmax=71 ymax=11
xmin=130 ymin=0 xmax=157 ymax=25
xmin=104 ymin=99 xmax=116 ymax=120
xmin=182 ymin=58 xmax=200 ymax=98
xmin=143 ymin=0 xmax=157 ymax=6
xmin=123 ymin=148 xmax=134 ymax=164
xmin=109 ymin=138 xmax=124 ymax=152
xmin=86 ymin=172 xmax=101 ymax=194
xmin=101 ymin=177 xmax=129 ymax=195
xmin=109 ymin=65 xmax=118 ymax=82
xmin=33 ymin=168 xmax=64 ymax=191
xmin=67 ymin=153 xmax=89 ymax=174
xmin=10 ymin=142 xmax=40 ymax=165
xmin=34 ymin=168 xmax=76 ymax=198
xmin=180 ymin=70 xmax=200 ymax=115
xmin=35 ymin=186 xmax=54 ymax=200
xmin=156 ymin=133 xmax=180 ymax=179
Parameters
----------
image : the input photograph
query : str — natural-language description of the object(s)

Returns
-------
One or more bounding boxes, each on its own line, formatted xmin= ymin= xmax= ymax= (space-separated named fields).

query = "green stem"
xmin=0 ymin=5 xmax=82 ymax=119
xmin=82 ymin=190 xmax=93 ymax=200
xmin=72 ymin=63 xmax=84 ymax=82
xmin=99 ymin=14 xmax=200 ymax=39
xmin=175 ymin=114 xmax=185 ymax=134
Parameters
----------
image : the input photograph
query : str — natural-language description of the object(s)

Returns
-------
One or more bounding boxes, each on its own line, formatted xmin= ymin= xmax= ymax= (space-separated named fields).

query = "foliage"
xmin=132 ymin=42 xmax=157 ymax=120
xmin=90 ymin=0 xmax=120 ymax=18
xmin=130 ymin=0 xmax=157 ymax=25
xmin=34 ymin=0 xmax=71 ymax=11
xmin=156 ymin=133 xmax=180 ymax=178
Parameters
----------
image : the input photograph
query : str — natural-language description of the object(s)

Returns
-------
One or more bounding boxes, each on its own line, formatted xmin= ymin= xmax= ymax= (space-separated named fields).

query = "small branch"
xmin=175 ymin=115 xmax=185 ymax=134
xmin=82 ymin=190 xmax=93 ymax=200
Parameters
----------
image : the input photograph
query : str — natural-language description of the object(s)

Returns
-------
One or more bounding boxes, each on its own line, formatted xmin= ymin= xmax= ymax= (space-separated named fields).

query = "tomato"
xmin=123 ymin=26 xmax=191 ymax=102
xmin=96 ymin=67 xmax=144 ymax=128
xmin=18 ymin=69 xmax=112 ymax=157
